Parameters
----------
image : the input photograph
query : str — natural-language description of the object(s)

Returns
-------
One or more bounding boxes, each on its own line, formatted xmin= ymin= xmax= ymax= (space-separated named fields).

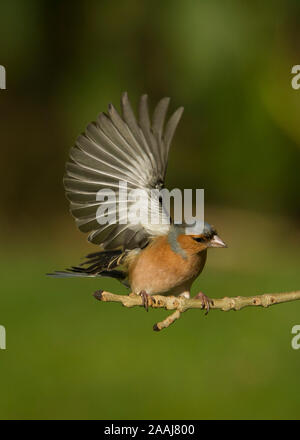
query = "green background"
xmin=0 ymin=0 xmax=300 ymax=419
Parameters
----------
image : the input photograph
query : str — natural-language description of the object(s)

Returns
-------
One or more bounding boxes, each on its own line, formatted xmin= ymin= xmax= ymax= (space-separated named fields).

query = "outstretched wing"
xmin=64 ymin=92 xmax=184 ymax=250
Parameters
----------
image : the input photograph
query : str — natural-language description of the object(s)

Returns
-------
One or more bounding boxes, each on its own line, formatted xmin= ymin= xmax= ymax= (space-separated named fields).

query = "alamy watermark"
xmin=291 ymin=65 xmax=300 ymax=90
xmin=0 ymin=65 xmax=6 ymax=90
xmin=0 ymin=325 xmax=6 ymax=350
xmin=95 ymin=181 xmax=204 ymax=229
xmin=291 ymin=325 xmax=300 ymax=350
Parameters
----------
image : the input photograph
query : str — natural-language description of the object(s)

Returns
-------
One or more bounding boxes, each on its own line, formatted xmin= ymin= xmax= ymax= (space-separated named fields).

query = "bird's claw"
xmin=195 ymin=292 xmax=214 ymax=315
xmin=139 ymin=290 xmax=150 ymax=312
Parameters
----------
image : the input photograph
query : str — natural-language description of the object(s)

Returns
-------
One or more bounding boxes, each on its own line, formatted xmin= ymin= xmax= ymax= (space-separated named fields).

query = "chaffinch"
xmin=49 ymin=93 xmax=226 ymax=311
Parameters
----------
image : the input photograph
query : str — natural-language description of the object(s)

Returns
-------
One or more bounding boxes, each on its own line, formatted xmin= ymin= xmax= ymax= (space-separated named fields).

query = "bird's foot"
xmin=194 ymin=291 xmax=214 ymax=315
xmin=139 ymin=290 xmax=151 ymax=312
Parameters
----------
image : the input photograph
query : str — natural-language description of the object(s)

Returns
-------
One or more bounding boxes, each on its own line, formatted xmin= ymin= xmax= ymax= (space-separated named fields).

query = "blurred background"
xmin=0 ymin=0 xmax=300 ymax=420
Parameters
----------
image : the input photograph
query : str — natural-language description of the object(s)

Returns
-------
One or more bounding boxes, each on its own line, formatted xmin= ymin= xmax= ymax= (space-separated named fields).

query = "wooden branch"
xmin=93 ymin=290 xmax=300 ymax=332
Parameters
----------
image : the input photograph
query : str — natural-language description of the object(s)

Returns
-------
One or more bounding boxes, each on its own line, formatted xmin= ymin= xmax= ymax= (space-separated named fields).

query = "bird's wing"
xmin=64 ymin=92 xmax=184 ymax=250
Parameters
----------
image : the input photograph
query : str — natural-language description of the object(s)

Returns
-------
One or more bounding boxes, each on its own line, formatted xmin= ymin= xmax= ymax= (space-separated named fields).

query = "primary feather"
xmin=64 ymin=92 xmax=184 ymax=251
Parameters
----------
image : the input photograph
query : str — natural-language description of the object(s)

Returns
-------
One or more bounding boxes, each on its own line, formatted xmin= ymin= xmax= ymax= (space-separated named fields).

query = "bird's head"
xmin=180 ymin=222 xmax=227 ymax=253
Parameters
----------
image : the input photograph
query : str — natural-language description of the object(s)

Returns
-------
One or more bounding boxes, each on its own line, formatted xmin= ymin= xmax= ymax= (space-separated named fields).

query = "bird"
xmin=48 ymin=92 xmax=227 ymax=312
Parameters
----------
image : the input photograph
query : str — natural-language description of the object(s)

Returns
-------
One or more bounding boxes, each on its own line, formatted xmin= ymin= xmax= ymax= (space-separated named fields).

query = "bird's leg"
xmin=139 ymin=290 xmax=151 ymax=312
xmin=194 ymin=291 xmax=214 ymax=315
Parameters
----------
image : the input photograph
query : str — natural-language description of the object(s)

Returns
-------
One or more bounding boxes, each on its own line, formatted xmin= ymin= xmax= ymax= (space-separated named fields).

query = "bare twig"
xmin=93 ymin=290 xmax=300 ymax=332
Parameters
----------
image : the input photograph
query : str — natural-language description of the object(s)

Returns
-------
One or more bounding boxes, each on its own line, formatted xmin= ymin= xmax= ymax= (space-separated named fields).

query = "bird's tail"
xmin=47 ymin=249 xmax=127 ymax=280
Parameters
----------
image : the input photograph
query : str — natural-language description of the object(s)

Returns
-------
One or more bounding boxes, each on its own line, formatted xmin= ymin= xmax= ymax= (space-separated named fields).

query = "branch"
xmin=93 ymin=290 xmax=300 ymax=332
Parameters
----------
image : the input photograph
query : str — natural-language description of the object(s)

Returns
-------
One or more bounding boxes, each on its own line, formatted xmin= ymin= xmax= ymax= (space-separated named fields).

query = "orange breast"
xmin=128 ymin=235 xmax=207 ymax=295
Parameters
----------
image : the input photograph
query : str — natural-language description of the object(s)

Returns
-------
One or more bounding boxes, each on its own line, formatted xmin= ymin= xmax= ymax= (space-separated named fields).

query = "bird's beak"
xmin=209 ymin=235 xmax=227 ymax=248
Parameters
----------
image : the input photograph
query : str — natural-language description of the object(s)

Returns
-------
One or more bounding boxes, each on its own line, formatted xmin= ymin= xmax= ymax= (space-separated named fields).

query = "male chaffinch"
xmin=50 ymin=93 xmax=226 ymax=311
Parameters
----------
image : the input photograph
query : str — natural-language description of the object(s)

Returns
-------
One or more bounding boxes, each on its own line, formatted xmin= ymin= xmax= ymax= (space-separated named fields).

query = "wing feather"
xmin=64 ymin=93 xmax=184 ymax=250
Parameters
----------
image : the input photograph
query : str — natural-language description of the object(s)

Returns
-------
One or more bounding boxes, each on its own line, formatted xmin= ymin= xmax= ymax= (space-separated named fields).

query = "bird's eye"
xmin=193 ymin=237 xmax=206 ymax=243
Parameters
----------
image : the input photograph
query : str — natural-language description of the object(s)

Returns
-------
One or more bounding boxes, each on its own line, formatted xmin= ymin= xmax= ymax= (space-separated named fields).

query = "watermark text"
xmin=0 ymin=325 xmax=6 ymax=350
xmin=291 ymin=65 xmax=300 ymax=90
xmin=0 ymin=65 xmax=6 ymax=90
xmin=291 ymin=325 xmax=300 ymax=350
